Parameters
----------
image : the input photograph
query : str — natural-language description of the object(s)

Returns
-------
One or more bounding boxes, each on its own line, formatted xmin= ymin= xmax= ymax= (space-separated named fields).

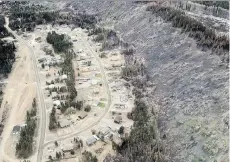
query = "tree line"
xmin=194 ymin=1 xmax=229 ymax=10
xmin=46 ymin=31 xmax=72 ymax=53
xmin=146 ymin=5 xmax=229 ymax=62
xmin=2 ymin=1 xmax=97 ymax=32
xmin=0 ymin=14 xmax=16 ymax=76
xmin=16 ymin=98 xmax=37 ymax=158
xmin=47 ymin=32 xmax=80 ymax=130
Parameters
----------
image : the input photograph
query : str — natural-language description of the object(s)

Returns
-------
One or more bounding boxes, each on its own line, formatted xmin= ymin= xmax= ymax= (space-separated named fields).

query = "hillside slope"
xmin=63 ymin=0 xmax=229 ymax=161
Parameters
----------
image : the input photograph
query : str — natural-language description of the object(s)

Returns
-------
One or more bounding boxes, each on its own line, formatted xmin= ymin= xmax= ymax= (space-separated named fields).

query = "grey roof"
xmin=114 ymin=115 xmax=122 ymax=123
xmin=86 ymin=136 xmax=97 ymax=146
xmin=78 ymin=111 xmax=88 ymax=119
xmin=12 ymin=125 xmax=21 ymax=133
xmin=59 ymin=119 xmax=70 ymax=128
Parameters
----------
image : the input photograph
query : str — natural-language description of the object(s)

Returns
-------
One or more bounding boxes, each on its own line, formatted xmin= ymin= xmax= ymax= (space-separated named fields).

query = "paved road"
xmin=40 ymin=33 xmax=112 ymax=154
xmin=4 ymin=17 xmax=47 ymax=162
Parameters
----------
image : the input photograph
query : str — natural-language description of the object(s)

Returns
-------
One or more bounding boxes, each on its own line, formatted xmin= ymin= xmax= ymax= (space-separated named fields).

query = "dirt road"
xmin=0 ymin=17 xmax=47 ymax=162
xmin=0 ymin=24 xmax=36 ymax=161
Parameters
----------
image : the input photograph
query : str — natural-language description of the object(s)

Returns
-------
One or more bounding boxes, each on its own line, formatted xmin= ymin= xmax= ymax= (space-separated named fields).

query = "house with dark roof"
xmin=12 ymin=125 xmax=21 ymax=135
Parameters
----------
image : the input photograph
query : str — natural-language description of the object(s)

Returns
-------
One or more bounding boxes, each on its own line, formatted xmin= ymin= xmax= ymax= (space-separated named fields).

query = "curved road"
xmin=40 ymin=33 xmax=112 ymax=158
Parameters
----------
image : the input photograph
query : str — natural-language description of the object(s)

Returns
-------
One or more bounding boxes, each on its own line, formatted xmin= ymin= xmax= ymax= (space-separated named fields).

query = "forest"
xmin=1 ymin=1 xmax=97 ymax=32
xmin=0 ymin=15 xmax=16 ymax=75
xmin=46 ymin=31 xmax=72 ymax=53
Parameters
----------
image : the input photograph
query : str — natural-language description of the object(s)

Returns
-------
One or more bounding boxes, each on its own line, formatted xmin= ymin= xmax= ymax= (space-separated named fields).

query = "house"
xmin=62 ymin=144 xmax=74 ymax=153
xmin=114 ymin=115 xmax=122 ymax=124
xmin=45 ymin=65 xmax=49 ymax=71
xmin=77 ymin=49 xmax=83 ymax=53
xmin=86 ymin=136 xmax=97 ymax=146
xmin=98 ymin=127 xmax=110 ymax=139
xmin=12 ymin=125 xmax=21 ymax=135
xmin=48 ymin=84 xmax=55 ymax=89
xmin=59 ymin=119 xmax=71 ymax=128
xmin=51 ymin=92 xmax=58 ymax=99
xmin=78 ymin=111 xmax=87 ymax=119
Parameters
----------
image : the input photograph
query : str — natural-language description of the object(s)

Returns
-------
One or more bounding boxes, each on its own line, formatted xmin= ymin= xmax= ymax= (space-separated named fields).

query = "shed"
xmin=86 ymin=136 xmax=97 ymax=146
xmin=114 ymin=115 xmax=122 ymax=124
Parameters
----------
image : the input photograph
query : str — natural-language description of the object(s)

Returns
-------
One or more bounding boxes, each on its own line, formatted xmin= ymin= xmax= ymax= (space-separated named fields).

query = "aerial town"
xmin=0 ymin=1 xmax=229 ymax=162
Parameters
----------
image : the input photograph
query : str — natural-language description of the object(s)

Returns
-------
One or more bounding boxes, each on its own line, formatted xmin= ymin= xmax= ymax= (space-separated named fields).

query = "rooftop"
xmin=86 ymin=136 xmax=97 ymax=146
xmin=78 ymin=111 xmax=87 ymax=119
xmin=12 ymin=125 xmax=21 ymax=134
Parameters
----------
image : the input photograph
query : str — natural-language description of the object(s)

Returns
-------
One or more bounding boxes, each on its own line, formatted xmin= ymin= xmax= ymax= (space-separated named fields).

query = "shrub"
xmin=84 ymin=105 xmax=91 ymax=112
xmin=93 ymin=34 xmax=104 ymax=42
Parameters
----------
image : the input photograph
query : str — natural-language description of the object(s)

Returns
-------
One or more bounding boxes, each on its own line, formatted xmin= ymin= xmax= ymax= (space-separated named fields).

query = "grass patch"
xmin=95 ymin=73 xmax=101 ymax=77
xmin=100 ymin=98 xmax=107 ymax=101
xmin=98 ymin=102 xmax=105 ymax=108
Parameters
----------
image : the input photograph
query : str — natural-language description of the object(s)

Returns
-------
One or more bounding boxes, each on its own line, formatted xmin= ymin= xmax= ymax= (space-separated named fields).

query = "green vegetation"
xmin=0 ymin=40 xmax=16 ymax=75
xmin=122 ymin=61 xmax=145 ymax=80
xmin=84 ymin=105 xmax=91 ymax=112
xmin=3 ymin=1 xmax=57 ymax=31
xmin=88 ymin=27 xmax=120 ymax=50
xmin=118 ymin=126 xmax=124 ymax=134
xmin=82 ymin=151 xmax=98 ymax=162
xmin=2 ymin=1 xmax=97 ymax=32
xmin=49 ymin=107 xmax=58 ymax=130
xmin=0 ymin=15 xmax=11 ymax=38
xmin=46 ymin=32 xmax=80 ymax=114
xmin=147 ymin=5 xmax=229 ymax=60
xmin=16 ymin=98 xmax=37 ymax=158
xmin=46 ymin=31 xmax=72 ymax=53
xmin=194 ymin=1 xmax=229 ymax=10
xmin=97 ymin=102 xmax=105 ymax=108
xmin=107 ymin=100 xmax=163 ymax=162
xmin=0 ymin=15 xmax=16 ymax=75
xmin=122 ymin=48 xmax=134 ymax=55
xmin=59 ymin=50 xmax=79 ymax=112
